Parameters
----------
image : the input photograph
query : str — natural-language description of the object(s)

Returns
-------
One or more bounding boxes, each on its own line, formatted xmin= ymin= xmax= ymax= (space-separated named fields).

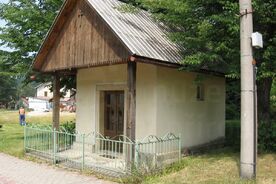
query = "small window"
xmin=196 ymin=84 xmax=204 ymax=101
xmin=44 ymin=91 xmax=48 ymax=97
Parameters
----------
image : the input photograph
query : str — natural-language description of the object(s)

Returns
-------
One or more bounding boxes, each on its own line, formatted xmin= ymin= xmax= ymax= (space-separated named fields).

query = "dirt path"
xmin=0 ymin=153 xmax=115 ymax=184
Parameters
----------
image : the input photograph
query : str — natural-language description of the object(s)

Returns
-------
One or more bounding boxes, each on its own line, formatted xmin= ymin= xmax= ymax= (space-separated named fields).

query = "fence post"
xmin=178 ymin=134 xmax=181 ymax=162
xmin=94 ymin=132 xmax=97 ymax=153
xmin=82 ymin=134 xmax=85 ymax=171
xmin=134 ymin=142 xmax=139 ymax=168
xmin=53 ymin=128 xmax=57 ymax=164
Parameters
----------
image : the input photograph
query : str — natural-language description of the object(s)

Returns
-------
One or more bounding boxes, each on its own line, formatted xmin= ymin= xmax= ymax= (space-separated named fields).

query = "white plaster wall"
xmin=136 ymin=63 xmax=157 ymax=140
xmin=76 ymin=64 xmax=127 ymax=135
xmin=155 ymin=66 xmax=225 ymax=148
xmin=76 ymin=63 xmax=158 ymax=138
xmin=76 ymin=63 xmax=225 ymax=148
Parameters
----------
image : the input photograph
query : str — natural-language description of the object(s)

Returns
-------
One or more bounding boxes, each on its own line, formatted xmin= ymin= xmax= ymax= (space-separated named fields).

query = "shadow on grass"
xmin=125 ymin=147 xmax=244 ymax=184
xmin=192 ymin=147 xmax=239 ymax=162
xmin=194 ymin=147 xmax=244 ymax=177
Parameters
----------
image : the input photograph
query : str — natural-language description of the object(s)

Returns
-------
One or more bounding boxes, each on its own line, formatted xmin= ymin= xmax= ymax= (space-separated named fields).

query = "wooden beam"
xmin=52 ymin=74 xmax=60 ymax=130
xmin=126 ymin=61 xmax=136 ymax=142
xmin=136 ymin=56 xmax=225 ymax=77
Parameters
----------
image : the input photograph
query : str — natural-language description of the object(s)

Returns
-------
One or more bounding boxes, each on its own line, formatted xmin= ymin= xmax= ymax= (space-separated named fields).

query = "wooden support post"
xmin=126 ymin=61 xmax=136 ymax=141
xmin=53 ymin=74 xmax=60 ymax=130
xmin=126 ymin=61 xmax=136 ymax=165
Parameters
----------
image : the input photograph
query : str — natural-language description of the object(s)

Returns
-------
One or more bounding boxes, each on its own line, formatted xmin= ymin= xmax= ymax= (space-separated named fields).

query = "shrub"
xmin=225 ymin=120 xmax=276 ymax=152
xmin=258 ymin=121 xmax=276 ymax=152
xmin=225 ymin=121 xmax=240 ymax=151
xmin=61 ymin=121 xmax=76 ymax=134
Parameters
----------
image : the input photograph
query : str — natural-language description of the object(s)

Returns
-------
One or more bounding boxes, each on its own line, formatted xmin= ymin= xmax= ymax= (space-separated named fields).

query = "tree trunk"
xmin=53 ymin=74 xmax=60 ymax=130
xmin=257 ymin=77 xmax=273 ymax=124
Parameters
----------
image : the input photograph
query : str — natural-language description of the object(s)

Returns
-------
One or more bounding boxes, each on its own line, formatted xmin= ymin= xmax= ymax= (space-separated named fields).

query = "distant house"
xmin=28 ymin=96 xmax=52 ymax=112
xmin=33 ymin=0 xmax=225 ymax=150
xmin=28 ymin=83 xmax=75 ymax=112
xmin=35 ymin=82 xmax=72 ymax=99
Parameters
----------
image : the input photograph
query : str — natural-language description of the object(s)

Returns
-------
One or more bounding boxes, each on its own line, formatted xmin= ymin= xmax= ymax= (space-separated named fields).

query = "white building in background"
xmin=36 ymin=82 xmax=71 ymax=99
xmin=28 ymin=97 xmax=52 ymax=112
xmin=28 ymin=83 xmax=75 ymax=112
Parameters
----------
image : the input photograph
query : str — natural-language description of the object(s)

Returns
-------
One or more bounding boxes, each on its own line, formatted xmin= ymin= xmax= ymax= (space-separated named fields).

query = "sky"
xmin=0 ymin=0 xmax=8 ymax=26
xmin=0 ymin=0 xmax=8 ymax=27
xmin=0 ymin=0 xmax=10 ymax=51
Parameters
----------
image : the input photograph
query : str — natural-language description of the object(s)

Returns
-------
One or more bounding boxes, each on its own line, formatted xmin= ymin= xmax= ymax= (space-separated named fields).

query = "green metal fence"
xmin=93 ymin=133 xmax=135 ymax=174
xmin=24 ymin=125 xmax=181 ymax=177
xmin=136 ymin=133 xmax=181 ymax=172
xmin=24 ymin=125 xmax=54 ymax=160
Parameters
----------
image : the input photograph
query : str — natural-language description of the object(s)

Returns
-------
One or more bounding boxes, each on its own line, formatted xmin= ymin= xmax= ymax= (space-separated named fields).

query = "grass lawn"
xmin=139 ymin=148 xmax=276 ymax=184
xmin=1 ymin=111 xmax=275 ymax=183
xmin=0 ymin=110 xmax=75 ymax=158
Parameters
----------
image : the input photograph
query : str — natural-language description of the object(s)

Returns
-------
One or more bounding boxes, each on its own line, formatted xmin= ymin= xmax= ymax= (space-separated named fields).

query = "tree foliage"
xmin=0 ymin=76 xmax=17 ymax=108
xmin=131 ymin=0 xmax=239 ymax=74
xmin=0 ymin=50 xmax=16 ymax=107
xmin=132 ymin=0 xmax=275 ymax=122
xmin=0 ymin=0 xmax=63 ymax=75
xmin=0 ymin=0 xmax=275 ymax=122
xmin=252 ymin=0 xmax=276 ymax=122
xmin=0 ymin=0 xmax=75 ymax=105
xmin=0 ymin=50 xmax=37 ymax=108
xmin=129 ymin=0 xmax=276 ymax=150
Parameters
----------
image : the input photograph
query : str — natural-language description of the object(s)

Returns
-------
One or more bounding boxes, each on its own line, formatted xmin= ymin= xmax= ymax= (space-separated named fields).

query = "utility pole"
xmin=239 ymin=0 xmax=256 ymax=179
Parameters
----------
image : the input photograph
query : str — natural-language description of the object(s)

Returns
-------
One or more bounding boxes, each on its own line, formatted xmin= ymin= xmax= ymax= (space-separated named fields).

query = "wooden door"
xmin=104 ymin=91 xmax=124 ymax=139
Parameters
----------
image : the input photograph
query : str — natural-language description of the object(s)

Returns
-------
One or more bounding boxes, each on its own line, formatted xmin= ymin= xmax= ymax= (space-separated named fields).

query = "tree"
xmin=0 ymin=50 xmax=17 ymax=108
xmin=133 ymin=0 xmax=275 ymax=123
xmin=0 ymin=0 xmax=75 ymax=103
xmin=0 ymin=0 xmax=63 ymax=75
xmin=0 ymin=75 xmax=17 ymax=108
xmin=0 ymin=49 xmax=37 ymax=108
xmin=271 ymin=80 xmax=276 ymax=119
xmin=252 ymin=0 xmax=276 ymax=123
xmin=131 ymin=0 xmax=238 ymax=71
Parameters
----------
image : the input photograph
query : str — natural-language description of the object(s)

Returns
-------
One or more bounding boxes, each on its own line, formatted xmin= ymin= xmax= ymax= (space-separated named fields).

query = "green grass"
xmin=0 ymin=110 xmax=75 ymax=157
xmin=1 ymin=111 xmax=275 ymax=183
xmin=137 ymin=148 xmax=276 ymax=184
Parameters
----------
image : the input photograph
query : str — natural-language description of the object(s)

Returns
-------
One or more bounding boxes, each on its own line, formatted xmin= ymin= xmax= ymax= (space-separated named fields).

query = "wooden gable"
xmin=35 ymin=0 xmax=131 ymax=72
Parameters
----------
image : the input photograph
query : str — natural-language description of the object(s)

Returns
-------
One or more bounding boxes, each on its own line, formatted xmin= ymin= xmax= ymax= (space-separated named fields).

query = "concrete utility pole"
xmin=239 ymin=0 xmax=256 ymax=179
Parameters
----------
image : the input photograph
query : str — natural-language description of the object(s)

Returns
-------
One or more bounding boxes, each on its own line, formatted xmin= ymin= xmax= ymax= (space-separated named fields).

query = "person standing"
xmin=19 ymin=107 xmax=26 ymax=126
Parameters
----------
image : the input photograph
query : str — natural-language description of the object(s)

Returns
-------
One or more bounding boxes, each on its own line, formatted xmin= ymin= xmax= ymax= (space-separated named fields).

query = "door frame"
xmin=95 ymin=83 xmax=127 ymax=137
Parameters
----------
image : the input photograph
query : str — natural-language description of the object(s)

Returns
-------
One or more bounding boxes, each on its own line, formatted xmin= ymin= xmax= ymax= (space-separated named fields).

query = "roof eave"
xmin=134 ymin=55 xmax=225 ymax=77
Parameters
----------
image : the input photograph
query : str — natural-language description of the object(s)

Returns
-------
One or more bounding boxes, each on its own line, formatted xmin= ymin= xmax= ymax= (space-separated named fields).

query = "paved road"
xmin=0 ymin=153 xmax=115 ymax=184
